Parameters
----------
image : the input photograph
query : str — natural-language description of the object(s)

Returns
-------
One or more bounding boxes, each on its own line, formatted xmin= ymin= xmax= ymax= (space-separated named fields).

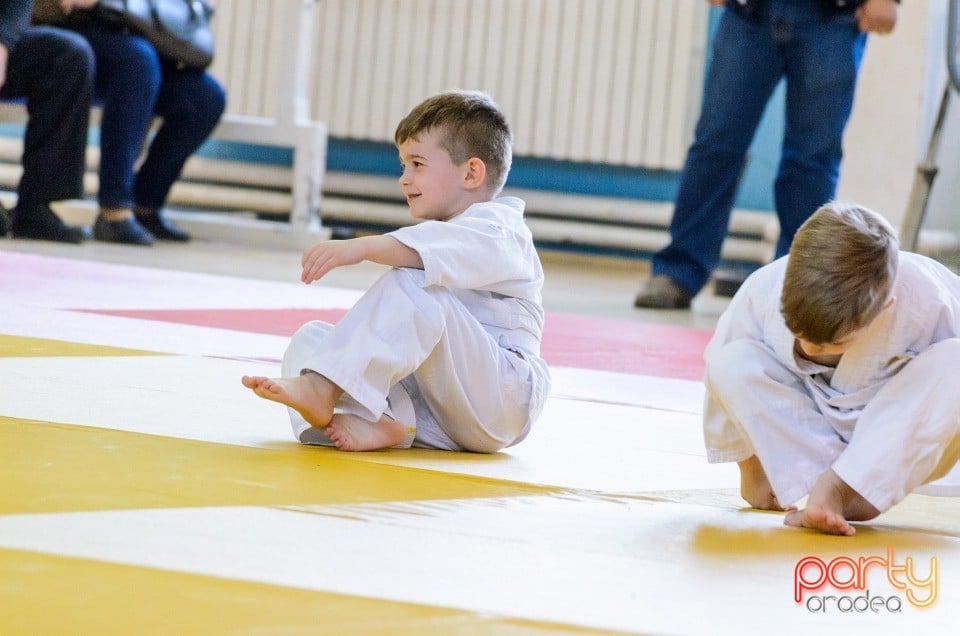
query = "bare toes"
xmin=263 ymin=380 xmax=283 ymax=394
xmin=783 ymin=510 xmax=804 ymax=528
xmin=241 ymin=375 xmax=263 ymax=389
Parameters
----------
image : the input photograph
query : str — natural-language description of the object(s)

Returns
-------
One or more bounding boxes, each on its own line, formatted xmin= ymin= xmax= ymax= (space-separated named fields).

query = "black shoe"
xmin=136 ymin=210 xmax=190 ymax=241
xmin=634 ymin=275 xmax=693 ymax=309
xmin=93 ymin=215 xmax=156 ymax=245
xmin=0 ymin=203 xmax=9 ymax=237
xmin=11 ymin=206 xmax=90 ymax=244
xmin=713 ymin=268 xmax=749 ymax=298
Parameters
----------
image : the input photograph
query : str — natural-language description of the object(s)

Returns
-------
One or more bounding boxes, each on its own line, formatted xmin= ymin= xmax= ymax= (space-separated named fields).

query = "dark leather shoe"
xmin=136 ymin=211 xmax=190 ymax=241
xmin=11 ymin=206 xmax=90 ymax=244
xmin=94 ymin=215 xmax=156 ymax=245
xmin=634 ymin=274 xmax=693 ymax=309
xmin=0 ymin=204 xmax=9 ymax=237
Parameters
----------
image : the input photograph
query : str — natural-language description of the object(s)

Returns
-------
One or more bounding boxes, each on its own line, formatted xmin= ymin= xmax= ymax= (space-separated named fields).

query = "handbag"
xmin=95 ymin=0 xmax=216 ymax=69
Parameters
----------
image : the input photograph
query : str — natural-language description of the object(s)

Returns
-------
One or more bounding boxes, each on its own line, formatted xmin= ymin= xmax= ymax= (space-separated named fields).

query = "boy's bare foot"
xmin=785 ymin=506 xmax=855 ymax=536
xmin=738 ymin=455 xmax=787 ymax=511
xmin=323 ymin=412 xmax=407 ymax=451
xmin=241 ymin=372 xmax=342 ymax=429
xmin=784 ymin=469 xmax=879 ymax=536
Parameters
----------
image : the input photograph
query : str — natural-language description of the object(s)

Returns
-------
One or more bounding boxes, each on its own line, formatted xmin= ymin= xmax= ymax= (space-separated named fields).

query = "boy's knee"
xmin=926 ymin=337 xmax=960 ymax=361
xmin=382 ymin=266 xmax=425 ymax=289
xmin=705 ymin=340 xmax=769 ymax=393
xmin=282 ymin=321 xmax=335 ymax=376
xmin=290 ymin=321 xmax=334 ymax=347
xmin=376 ymin=268 xmax=449 ymax=319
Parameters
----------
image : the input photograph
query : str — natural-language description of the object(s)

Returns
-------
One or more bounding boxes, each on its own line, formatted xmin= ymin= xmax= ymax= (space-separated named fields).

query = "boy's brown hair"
xmin=781 ymin=202 xmax=899 ymax=344
xmin=395 ymin=90 xmax=513 ymax=194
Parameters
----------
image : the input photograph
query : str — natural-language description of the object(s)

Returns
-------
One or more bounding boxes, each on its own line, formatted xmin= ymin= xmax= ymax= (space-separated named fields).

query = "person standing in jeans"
xmin=34 ymin=0 xmax=226 ymax=245
xmin=634 ymin=0 xmax=899 ymax=310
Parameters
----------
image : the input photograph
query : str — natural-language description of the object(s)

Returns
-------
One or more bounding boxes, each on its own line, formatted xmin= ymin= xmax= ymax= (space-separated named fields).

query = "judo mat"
xmin=1 ymin=249 xmax=958 ymax=635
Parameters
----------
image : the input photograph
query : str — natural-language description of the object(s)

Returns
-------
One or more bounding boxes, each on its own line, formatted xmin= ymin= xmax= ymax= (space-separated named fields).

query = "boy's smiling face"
xmin=397 ymin=129 xmax=476 ymax=222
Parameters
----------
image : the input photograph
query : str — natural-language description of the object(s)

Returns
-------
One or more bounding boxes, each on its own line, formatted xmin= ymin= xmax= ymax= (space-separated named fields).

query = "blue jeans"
xmin=652 ymin=1 xmax=866 ymax=296
xmin=68 ymin=22 xmax=226 ymax=210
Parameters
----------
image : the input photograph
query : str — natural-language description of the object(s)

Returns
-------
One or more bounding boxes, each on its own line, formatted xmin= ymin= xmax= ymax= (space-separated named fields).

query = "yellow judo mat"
xmin=1 ymin=251 xmax=957 ymax=635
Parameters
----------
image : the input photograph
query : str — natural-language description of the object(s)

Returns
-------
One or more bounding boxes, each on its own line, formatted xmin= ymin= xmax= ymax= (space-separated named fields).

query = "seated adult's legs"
xmin=72 ymin=27 xmax=163 ymax=245
xmin=133 ymin=63 xmax=226 ymax=241
xmin=3 ymin=27 xmax=93 ymax=243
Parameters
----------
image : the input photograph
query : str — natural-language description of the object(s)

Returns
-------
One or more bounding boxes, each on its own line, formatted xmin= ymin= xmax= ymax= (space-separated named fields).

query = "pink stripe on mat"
xmin=78 ymin=308 xmax=711 ymax=380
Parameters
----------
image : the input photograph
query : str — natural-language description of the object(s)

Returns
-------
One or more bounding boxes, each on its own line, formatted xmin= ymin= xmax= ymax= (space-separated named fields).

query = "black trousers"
xmin=1 ymin=26 xmax=94 ymax=209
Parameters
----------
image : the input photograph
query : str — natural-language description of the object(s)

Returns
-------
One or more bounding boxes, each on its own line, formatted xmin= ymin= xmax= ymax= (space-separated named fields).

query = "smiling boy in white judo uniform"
xmin=242 ymin=91 xmax=550 ymax=452
xmin=704 ymin=202 xmax=960 ymax=535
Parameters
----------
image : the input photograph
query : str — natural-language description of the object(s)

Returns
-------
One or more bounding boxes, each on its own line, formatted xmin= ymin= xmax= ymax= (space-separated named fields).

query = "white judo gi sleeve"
xmin=282 ymin=267 xmax=534 ymax=453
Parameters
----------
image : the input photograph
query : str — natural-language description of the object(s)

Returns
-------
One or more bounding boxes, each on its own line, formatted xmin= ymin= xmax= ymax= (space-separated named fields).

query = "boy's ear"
xmin=463 ymin=157 xmax=487 ymax=190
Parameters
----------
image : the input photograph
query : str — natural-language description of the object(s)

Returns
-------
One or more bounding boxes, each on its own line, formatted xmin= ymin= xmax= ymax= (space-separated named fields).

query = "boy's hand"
xmin=301 ymin=238 xmax=367 ymax=283
xmin=300 ymin=235 xmax=423 ymax=284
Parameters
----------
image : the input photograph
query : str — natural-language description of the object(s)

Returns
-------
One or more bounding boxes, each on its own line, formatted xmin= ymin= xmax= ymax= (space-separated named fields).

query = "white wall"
xmin=838 ymin=0 xmax=959 ymax=243
xmin=925 ymin=0 xmax=960 ymax=235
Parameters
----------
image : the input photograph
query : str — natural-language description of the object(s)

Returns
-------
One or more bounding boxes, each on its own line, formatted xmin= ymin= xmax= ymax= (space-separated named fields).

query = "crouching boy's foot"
xmin=783 ymin=469 xmax=880 ymax=536
xmin=241 ymin=372 xmax=341 ymax=429
xmin=324 ymin=413 xmax=407 ymax=451
xmin=785 ymin=506 xmax=856 ymax=536
xmin=738 ymin=455 xmax=789 ymax=511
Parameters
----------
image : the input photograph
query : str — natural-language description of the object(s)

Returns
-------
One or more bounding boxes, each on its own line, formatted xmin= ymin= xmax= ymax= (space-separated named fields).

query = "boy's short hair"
xmin=395 ymin=90 xmax=513 ymax=194
xmin=781 ymin=202 xmax=899 ymax=344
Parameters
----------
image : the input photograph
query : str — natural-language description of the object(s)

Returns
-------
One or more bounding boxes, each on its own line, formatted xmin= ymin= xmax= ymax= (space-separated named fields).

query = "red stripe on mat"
xmin=80 ymin=308 xmax=711 ymax=380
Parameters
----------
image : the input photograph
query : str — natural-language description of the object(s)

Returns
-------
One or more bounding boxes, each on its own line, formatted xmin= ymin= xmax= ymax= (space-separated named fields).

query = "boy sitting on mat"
xmin=243 ymin=90 xmax=550 ymax=453
xmin=703 ymin=201 xmax=960 ymax=535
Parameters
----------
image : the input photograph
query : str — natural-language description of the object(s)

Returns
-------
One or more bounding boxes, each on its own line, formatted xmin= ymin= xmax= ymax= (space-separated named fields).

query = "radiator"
xmin=212 ymin=0 xmax=709 ymax=171
xmin=6 ymin=2 xmax=762 ymax=257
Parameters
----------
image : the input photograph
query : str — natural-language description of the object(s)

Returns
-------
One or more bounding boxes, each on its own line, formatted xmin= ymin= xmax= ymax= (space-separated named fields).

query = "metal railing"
xmin=899 ymin=0 xmax=960 ymax=251
xmin=949 ymin=0 xmax=960 ymax=91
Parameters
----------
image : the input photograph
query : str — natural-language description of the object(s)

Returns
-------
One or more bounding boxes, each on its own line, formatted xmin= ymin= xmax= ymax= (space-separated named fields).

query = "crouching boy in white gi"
xmin=704 ymin=201 xmax=960 ymax=535
xmin=242 ymin=91 xmax=550 ymax=453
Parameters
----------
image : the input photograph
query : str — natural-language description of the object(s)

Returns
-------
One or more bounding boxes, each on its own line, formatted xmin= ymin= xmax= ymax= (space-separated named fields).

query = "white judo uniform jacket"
xmin=283 ymin=196 xmax=551 ymax=452
xmin=703 ymin=252 xmax=960 ymax=511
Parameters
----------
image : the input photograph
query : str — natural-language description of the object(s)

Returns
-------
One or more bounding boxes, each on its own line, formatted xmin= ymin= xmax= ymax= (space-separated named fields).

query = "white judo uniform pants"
xmin=705 ymin=338 xmax=960 ymax=511
xmin=282 ymin=268 xmax=535 ymax=452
